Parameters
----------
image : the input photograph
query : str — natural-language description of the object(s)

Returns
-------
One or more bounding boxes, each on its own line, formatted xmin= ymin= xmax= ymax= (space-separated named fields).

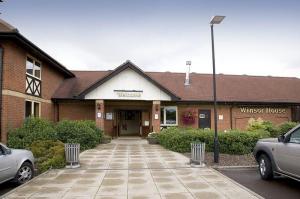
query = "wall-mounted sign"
xmin=199 ymin=114 xmax=206 ymax=119
xmin=218 ymin=115 xmax=223 ymax=120
xmin=240 ymin=107 xmax=286 ymax=114
xmin=114 ymin=90 xmax=142 ymax=98
xmin=154 ymin=114 xmax=159 ymax=120
xmin=97 ymin=112 xmax=102 ymax=118
xmin=144 ymin=121 xmax=149 ymax=126
xmin=106 ymin=112 xmax=113 ymax=120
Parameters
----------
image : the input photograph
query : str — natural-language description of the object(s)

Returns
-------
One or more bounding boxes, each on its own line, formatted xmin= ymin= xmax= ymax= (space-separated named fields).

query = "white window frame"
xmin=26 ymin=56 xmax=42 ymax=80
xmin=160 ymin=106 xmax=178 ymax=126
xmin=25 ymin=100 xmax=41 ymax=118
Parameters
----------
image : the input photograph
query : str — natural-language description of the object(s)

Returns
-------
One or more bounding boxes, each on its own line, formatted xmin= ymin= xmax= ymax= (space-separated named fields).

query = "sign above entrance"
xmin=114 ymin=90 xmax=142 ymax=98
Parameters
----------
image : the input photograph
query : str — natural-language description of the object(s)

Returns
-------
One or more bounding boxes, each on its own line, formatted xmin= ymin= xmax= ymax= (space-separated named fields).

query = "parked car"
xmin=0 ymin=143 xmax=34 ymax=185
xmin=253 ymin=124 xmax=300 ymax=181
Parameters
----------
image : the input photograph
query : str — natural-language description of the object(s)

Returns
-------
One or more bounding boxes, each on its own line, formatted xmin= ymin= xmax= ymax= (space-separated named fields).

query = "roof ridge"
xmin=72 ymin=70 xmax=300 ymax=79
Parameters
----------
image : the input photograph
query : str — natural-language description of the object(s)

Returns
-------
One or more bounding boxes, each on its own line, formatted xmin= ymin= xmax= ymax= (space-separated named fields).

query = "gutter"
xmin=0 ymin=47 xmax=3 ymax=142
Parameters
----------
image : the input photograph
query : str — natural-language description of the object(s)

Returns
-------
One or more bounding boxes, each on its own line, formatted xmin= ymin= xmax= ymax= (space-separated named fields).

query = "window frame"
xmin=25 ymin=100 xmax=41 ymax=118
xmin=160 ymin=106 xmax=178 ymax=126
xmin=26 ymin=56 xmax=42 ymax=80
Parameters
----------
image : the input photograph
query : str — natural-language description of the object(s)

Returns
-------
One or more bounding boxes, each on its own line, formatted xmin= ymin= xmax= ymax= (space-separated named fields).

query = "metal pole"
xmin=210 ymin=24 xmax=219 ymax=163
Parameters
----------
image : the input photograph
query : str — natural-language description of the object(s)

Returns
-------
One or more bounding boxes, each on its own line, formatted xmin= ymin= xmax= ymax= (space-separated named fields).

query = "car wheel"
xmin=258 ymin=154 xmax=273 ymax=180
xmin=15 ymin=162 xmax=34 ymax=185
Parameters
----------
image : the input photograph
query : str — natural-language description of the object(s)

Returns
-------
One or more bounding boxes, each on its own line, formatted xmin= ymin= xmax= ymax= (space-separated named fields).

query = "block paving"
xmin=3 ymin=138 xmax=262 ymax=199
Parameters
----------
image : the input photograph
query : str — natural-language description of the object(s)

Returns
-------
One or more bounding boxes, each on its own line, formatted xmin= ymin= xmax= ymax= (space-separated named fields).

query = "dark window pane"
xmin=26 ymin=58 xmax=34 ymax=75
xmin=34 ymin=102 xmax=40 ymax=117
xmin=160 ymin=108 xmax=164 ymax=124
xmin=166 ymin=107 xmax=176 ymax=124
xmin=34 ymin=62 xmax=41 ymax=78
xmin=25 ymin=101 xmax=32 ymax=117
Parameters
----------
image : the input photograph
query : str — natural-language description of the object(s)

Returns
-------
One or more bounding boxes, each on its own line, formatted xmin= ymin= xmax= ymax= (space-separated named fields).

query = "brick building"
xmin=1 ymin=19 xmax=300 ymax=143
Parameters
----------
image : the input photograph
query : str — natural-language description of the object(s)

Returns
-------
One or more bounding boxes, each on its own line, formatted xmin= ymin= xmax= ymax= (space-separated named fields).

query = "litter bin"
xmin=190 ymin=142 xmax=205 ymax=166
xmin=65 ymin=143 xmax=80 ymax=168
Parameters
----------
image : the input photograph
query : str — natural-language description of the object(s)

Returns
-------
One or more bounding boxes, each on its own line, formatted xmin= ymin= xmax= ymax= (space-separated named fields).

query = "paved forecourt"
xmin=3 ymin=138 xmax=262 ymax=199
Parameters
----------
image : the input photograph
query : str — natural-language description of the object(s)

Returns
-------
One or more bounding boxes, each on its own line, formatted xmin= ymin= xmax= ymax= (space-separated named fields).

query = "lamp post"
xmin=210 ymin=15 xmax=225 ymax=163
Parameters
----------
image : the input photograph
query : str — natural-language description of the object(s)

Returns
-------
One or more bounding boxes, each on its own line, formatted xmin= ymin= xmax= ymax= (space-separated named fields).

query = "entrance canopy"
xmin=82 ymin=61 xmax=179 ymax=101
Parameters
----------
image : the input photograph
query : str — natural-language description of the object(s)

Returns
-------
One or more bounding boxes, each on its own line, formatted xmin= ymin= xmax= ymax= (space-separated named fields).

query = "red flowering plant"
xmin=181 ymin=109 xmax=196 ymax=125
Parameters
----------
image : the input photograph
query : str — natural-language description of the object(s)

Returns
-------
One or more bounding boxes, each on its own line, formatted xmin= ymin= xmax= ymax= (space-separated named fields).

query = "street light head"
xmin=210 ymin=15 xmax=225 ymax=25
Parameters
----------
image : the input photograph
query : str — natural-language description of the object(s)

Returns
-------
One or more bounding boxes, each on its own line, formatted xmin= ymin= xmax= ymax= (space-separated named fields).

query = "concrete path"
xmin=3 ymin=137 xmax=262 ymax=199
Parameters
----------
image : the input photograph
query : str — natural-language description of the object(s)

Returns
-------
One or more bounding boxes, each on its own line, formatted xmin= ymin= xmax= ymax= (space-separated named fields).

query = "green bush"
xmin=157 ymin=127 xmax=270 ymax=155
xmin=7 ymin=117 xmax=57 ymax=149
xmin=278 ymin=122 xmax=298 ymax=135
xmin=247 ymin=118 xmax=279 ymax=137
xmin=56 ymin=120 xmax=103 ymax=151
xmin=247 ymin=119 xmax=299 ymax=137
xmin=30 ymin=140 xmax=65 ymax=172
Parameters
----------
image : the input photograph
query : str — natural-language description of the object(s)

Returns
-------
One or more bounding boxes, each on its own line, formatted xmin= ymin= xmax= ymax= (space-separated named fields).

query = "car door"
xmin=0 ymin=145 xmax=16 ymax=183
xmin=275 ymin=128 xmax=300 ymax=177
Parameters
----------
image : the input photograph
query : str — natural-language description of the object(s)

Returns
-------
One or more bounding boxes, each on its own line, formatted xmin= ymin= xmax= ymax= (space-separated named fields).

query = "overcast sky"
xmin=1 ymin=0 xmax=300 ymax=77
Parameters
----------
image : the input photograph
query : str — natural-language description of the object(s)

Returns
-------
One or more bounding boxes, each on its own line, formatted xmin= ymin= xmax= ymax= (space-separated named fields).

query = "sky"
xmin=1 ymin=0 xmax=300 ymax=77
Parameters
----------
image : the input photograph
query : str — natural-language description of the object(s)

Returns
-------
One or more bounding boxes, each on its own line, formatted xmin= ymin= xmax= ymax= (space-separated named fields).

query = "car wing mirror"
xmin=278 ymin=135 xmax=285 ymax=142
xmin=5 ymin=148 xmax=12 ymax=155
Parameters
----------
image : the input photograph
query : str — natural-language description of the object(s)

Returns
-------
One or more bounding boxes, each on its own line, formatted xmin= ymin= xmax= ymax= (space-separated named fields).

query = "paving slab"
xmin=2 ymin=137 xmax=262 ymax=199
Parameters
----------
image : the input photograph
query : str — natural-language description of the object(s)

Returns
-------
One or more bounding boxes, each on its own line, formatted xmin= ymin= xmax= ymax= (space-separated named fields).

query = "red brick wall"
xmin=177 ymin=104 xmax=292 ymax=131
xmin=0 ymin=40 xmax=67 ymax=143
xmin=1 ymin=95 xmax=24 ymax=142
xmin=232 ymin=106 xmax=291 ymax=130
xmin=58 ymin=101 xmax=95 ymax=121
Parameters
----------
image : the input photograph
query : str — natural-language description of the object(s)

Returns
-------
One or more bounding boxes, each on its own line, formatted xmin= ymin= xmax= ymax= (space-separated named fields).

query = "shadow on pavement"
xmin=0 ymin=181 xmax=18 ymax=197
xmin=218 ymin=168 xmax=300 ymax=199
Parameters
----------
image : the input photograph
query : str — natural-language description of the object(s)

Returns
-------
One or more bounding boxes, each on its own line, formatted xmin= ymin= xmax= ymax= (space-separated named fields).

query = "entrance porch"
xmin=95 ymin=100 xmax=161 ymax=137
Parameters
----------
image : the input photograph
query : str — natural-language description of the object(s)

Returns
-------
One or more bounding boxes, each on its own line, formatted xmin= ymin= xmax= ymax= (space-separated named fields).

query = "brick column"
xmin=152 ymin=101 xmax=161 ymax=133
xmin=95 ymin=100 xmax=105 ymax=131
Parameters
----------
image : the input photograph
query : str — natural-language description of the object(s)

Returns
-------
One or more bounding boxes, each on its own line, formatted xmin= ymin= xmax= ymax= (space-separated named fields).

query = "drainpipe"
xmin=0 ymin=47 xmax=3 ymax=142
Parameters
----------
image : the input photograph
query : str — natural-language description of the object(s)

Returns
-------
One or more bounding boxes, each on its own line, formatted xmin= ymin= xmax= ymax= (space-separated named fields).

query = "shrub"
xmin=7 ymin=117 xmax=57 ymax=149
xmin=247 ymin=118 xmax=279 ymax=137
xmin=56 ymin=120 xmax=103 ymax=151
xmin=278 ymin=122 xmax=299 ymax=135
xmin=148 ymin=132 xmax=159 ymax=138
xmin=30 ymin=140 xmax=65 ymax=172
xmin=157 ymin=127 xmax=270 ymax=155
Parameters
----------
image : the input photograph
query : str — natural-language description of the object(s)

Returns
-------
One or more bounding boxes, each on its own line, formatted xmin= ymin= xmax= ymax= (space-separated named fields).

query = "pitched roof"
xmin=78 ymin=61 xmax=180 ymax=100
xmin=0 ymin=19 xmax=74 ymax=78
xmin=53 ymin=62 xmax=300 ymax=104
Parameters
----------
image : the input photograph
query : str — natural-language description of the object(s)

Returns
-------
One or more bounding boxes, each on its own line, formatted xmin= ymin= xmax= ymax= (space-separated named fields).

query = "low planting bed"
xmin=157 ymin=127 xmax=270 ymax=155
xmin=158 ymin=120 xmax=299 ymax=166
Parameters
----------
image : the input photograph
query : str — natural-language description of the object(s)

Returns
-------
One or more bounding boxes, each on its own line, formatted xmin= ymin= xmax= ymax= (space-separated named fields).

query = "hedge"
xmin=157 ymin=127 xmax=270 ymax=155
xmin=56 ymin=120 xmax=103 ymax=151
xmin=30 ymin=140 xmax=66 ymax=172
xmin=7 ymin=118 xmax=104 ymax=172
xmin=7 ymin=117 xmax=57 ymax=149
xmin=247 ymin=119 xmax=299 ymax=138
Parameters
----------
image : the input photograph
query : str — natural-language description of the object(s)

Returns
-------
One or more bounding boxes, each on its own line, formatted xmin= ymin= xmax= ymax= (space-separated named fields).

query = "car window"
xmin=289 ymin=128 xmax=300 ymax=144
xmin=0 ymin=146 xmax=4 ymax=155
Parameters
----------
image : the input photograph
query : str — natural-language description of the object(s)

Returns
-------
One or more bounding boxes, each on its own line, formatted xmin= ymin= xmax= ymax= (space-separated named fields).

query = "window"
xmin=26 ymin=57 xmax=41 ymax=79
xmin=160 ymin=106 xmax=177 ymax=126
xmin=26 ymin=57 xmax=42 ymax=96
xmin=25 ymin=100 xmax=40 ymax=118
xmin=289 ymin=128 xmax=300 ymax=144
xmin=0 ymin=146 xmax=4 ymax=156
